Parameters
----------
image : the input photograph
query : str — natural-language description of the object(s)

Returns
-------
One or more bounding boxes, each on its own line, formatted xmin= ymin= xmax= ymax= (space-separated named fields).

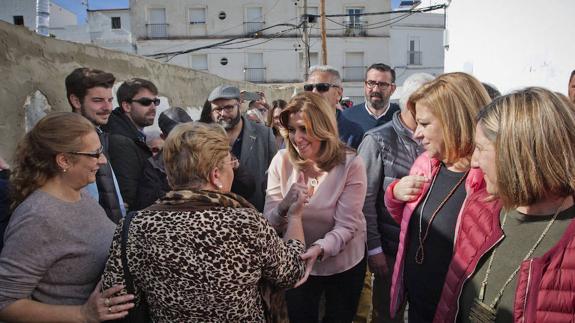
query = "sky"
xmin=52 ymin=0 xmax=402 ymax=25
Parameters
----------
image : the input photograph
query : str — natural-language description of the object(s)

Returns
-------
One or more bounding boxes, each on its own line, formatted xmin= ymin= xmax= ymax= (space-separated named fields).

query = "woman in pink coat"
xmin=383 ymin=72 xmax=497 ymax=322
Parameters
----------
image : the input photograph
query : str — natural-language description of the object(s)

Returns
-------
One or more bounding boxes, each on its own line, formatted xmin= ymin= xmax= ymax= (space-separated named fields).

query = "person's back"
xmin=105 ymin=192 xmax=303 ymax=322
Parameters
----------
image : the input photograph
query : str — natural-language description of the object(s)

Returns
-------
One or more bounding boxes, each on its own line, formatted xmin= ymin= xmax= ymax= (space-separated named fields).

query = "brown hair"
xmin=65 ymin=67 xmax=115 ymax=110
xmin=163 ymin=122 xmax=229 ymax=190
xmin=408 ymin=72 xmax=491 ymax=165
xmin=10 ymin=112 xmax=95 ymax=208
xmin=279 ymin=92 xmax=348 ymax=171
xmin=267 ymin=99 xmax=288 ymax=130
xmin=116 ymin=78 xmax=158 ymax=106
xmin=477 ymin=87 xmax=575 ymax=208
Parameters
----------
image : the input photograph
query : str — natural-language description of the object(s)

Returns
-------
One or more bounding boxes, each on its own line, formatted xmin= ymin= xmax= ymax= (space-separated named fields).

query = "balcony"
xmin=344 ymin=24 xmax=367 ymax=36
xmin=244 ymin=67 xmax=266 ymax=83
xmin=244 ymin=22 xmax=264 ymax=35
xmin=407 ymin=51 xmax=422 ymax=65
xmin=146 ymin=23 xmax=168 ymax=38
xmin=342 ymin=66 xmax=366 ymax=82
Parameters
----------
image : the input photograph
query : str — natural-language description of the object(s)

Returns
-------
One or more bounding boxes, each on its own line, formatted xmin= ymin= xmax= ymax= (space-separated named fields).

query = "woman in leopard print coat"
xmin=102 ymin=122 xmax=307 ymax=322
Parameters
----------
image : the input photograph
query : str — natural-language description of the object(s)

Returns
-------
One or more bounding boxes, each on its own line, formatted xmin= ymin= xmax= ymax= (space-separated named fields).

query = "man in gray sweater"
xmin=357 ymin=73 xmax=434 ymax=322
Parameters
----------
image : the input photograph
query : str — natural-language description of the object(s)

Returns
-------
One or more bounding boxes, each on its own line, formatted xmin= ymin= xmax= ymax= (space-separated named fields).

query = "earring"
xmin=216 ymin=182 xmax=223 ymax=189
xmin=62 ymin=168 xmax=68 ymax=173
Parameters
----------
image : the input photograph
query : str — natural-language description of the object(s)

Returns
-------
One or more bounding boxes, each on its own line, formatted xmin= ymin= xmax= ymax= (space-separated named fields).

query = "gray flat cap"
xmin=208 ymin=85 xmax=240 ymax=102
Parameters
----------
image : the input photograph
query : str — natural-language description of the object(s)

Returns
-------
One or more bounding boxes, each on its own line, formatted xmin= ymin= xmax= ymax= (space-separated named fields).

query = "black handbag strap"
xmin=120 ymin=211 xmax=138 ymax=295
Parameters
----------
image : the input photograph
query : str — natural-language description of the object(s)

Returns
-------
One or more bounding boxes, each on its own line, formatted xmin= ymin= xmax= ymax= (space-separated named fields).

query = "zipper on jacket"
xmin=451 ymin=233 xmax=505 ymax=323
xmin=521 ymin=259 xmax=534 ymax=323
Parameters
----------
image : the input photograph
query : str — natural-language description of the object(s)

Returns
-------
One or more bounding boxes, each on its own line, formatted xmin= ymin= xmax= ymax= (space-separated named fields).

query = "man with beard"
xmin=207 ymin=85 xmax=277 ymax=211
xmin=66 ymin=67 xmax=124 ymax=223
xmin=103 ymin=78 xmax=158 ymax=211
xmin=343 ymin=63 xmax=399 ymax=132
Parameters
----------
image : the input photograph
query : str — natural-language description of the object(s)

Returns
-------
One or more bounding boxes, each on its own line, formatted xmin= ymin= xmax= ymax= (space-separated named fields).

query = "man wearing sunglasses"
xmin=306 ymin=65 xmax=364 ymax=149
xmin=342 ymin=63 xmax=399 ymax=132
xmin=66 ymin=67 xmax=124 ymax=224
xmin=206 ymin=85 xmax=277 ymax=212
xmin=103 ymin=78 xmax=159 ymax=211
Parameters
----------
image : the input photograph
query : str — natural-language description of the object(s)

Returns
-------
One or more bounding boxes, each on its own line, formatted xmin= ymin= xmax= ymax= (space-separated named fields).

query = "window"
xmin=147 ymin=8 xmax=168 ymax=38
xmin=408 ymin=37 xmax=422 ymax=65
xmin=299 ymin=52 xmax=319 ymax=70
xmin=343 ymin=52 xmax=364 ymax=81
xmin=306 ymin=7 xmax=318 ymax=23
xmin=245 ymin=53 xmax=265 ymax=83
xmin=344 ymin=8 xmax=365 ymax=36
xmin=13 ymin=16 xmax=24 ymax=26
xmin=245 ymin=7 xmax=264 ymax=34
xmin=191 ymin=54 xmax=208 ymax=71
xmin=111 ymin=17 xmax=121 ymax=29
xmin=189 ymin=8 xmax=206 ymax=24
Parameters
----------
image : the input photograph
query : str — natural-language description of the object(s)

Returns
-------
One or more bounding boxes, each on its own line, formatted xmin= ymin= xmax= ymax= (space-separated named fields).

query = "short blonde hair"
xmin=408 ymin=72 xmax=491 ymax=164
xmin=279 ymin=92 xmax=347 ymax=171
xmin=477 ymin=87 xmax=575 ymax=208
xmin=163 ymin=122 xmax=229 ymax=190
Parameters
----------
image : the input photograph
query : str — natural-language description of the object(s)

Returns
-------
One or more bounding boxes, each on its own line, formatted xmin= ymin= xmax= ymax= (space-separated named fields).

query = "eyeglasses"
xmin=68 ymin=146 xmax=104 ymax=159
xmin=226 ymin=155 xmax=240 ymax=169
xmin=212 ymin=104 xmax=238 ymax=115
xmin=129 ymin=97 xmax=161 ymax=107
xmin=303 ymin=83 xmax=340 ymax=93
xmin=365 ymin=80 xmax=394 ymax=89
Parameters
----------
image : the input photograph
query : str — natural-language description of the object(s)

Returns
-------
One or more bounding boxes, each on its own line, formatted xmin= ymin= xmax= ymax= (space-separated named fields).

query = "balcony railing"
xmin=344 ymin=24 xmax=367 ymax=36
xmin=407 ymin=51 xmax=422 ymax=65
xmin=244 ymin=22 xmax=264 ymax=34
xmin=146 ymin=23 xmax=168 ymax=38
xmin=244 ymin=67 xmax=266 ymax=83
xmin=342 ymin=66 xmax=366 ymax=82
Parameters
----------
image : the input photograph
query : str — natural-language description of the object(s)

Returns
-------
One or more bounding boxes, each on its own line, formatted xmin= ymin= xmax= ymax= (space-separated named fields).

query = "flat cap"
xmin=208 ymin=85 xmax=240 ymax=102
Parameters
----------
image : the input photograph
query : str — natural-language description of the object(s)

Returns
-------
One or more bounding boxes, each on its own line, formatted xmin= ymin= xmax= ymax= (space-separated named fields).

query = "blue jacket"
xmin=343 ymin=102 xmax=400 ymax=132
xmin=336 ymin=109 xmax=364 ymax=149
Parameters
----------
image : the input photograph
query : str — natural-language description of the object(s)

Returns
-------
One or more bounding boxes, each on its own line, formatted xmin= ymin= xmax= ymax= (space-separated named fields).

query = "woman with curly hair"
xmin=0 ymin=112 xmax=132 ymax=322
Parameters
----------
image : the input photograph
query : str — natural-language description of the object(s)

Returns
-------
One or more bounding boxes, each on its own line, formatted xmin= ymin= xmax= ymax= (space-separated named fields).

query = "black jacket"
xmin=96 ymin=130 xmax=124 ymax=224
xmin=103 ymin=108 xmax=152 ymax=210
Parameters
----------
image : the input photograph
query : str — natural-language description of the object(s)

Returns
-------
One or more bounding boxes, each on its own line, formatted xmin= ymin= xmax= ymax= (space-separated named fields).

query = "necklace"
xmin=415 ymin=163 xmax=469 ymax=264
xmin=468 ymin=197 xmax=566 ymax=323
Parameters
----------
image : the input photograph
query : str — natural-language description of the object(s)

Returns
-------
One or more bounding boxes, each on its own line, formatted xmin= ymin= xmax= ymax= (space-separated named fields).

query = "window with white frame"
xmin=245 ymin=7 xmax=264 ymax=34
xmin=245 ymin=53 xmax=265 ymax=83
xmin=189 ymin=8 xmax=206 ymax=24
xmin=191 ymin=54 xmax=208 ymax=71
xmin=408 ymin=37 xmax=422 ymax=65
xmin=345 ymin=7 xmax=364 ymax=27
xmin=343 ymin=52 xmax=365 ymax=81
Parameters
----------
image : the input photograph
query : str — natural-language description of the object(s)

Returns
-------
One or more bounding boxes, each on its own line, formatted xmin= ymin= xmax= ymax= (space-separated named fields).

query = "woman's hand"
xmin=294 ymin=244 xmax=323 ymax=287
xmin=80 ymin=282 xmax=135 ymax=322
xmin=392 ymin=174 xmax=429 ymax=202
xmin=278 ymin=172 xmax=308 ymax=215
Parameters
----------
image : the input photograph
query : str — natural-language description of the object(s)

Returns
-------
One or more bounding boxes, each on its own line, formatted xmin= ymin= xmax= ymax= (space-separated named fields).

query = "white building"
xmin=87 ymin=8 xmax=134 ymax=53
xmin=444 ymin=0 xmax=575 ymax=95
xmin=390 ymin=8 xmax=445 ymax=87
xmin=128 ymin=0 xmax=395 ymax=103
xmin=0 ymin=0 xmax=77 ymax=34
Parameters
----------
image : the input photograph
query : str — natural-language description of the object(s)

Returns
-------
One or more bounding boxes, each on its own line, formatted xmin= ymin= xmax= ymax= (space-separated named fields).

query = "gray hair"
xmin=308 ymin=65 xmax=342 ymax=86
xmin=399 ymin=73 xmax=435 ymax=111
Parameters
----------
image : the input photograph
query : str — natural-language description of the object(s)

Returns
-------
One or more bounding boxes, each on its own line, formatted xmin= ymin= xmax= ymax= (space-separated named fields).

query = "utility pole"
xmin=320 ymin=0 xmax=327 ymax=65
xmin=302 ymin=0 xmax=310 ymax=80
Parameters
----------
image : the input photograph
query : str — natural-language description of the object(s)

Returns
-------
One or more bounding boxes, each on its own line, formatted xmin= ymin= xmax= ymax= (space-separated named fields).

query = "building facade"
xmin=0 ymin=0 xmax=76 ymax=33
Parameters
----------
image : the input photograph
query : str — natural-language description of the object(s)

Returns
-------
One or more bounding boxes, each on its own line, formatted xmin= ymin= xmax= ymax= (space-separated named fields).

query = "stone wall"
xmin=0 ymin=20 xmax=296 ymax=162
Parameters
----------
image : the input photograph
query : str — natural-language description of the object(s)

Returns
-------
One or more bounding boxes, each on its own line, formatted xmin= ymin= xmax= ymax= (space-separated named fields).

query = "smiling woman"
xmin=0 ymin=112 xmax=133 ymax=323
xmin=265 ymin=92 xmax=368 ymax=322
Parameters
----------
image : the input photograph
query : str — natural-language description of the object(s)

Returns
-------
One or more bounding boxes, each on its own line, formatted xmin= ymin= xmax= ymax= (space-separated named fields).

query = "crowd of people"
xmin=0 ymin=63 xmax=574 ymax=323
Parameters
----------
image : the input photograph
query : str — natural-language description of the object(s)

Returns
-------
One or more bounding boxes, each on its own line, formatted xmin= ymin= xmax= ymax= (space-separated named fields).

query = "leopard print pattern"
xmin=102 ymin=190 xmax=305 ymax=322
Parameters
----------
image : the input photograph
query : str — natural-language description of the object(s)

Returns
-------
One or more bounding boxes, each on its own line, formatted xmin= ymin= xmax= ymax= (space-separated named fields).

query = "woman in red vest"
xmin=437 ymin=87 xmax=575 ymax=323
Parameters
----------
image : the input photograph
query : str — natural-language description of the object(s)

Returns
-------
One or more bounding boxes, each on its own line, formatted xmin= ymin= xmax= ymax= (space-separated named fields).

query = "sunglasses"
xmin=303 ymin=83 xmax=339 ymax=93
xmin=129 ymin=97 xmax=161 ymax=107
xmin=68 ymin=146 xmax=104 ymax=159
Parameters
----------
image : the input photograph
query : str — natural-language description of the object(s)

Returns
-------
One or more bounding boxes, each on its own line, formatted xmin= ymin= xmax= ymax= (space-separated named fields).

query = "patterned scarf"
xmin=145 ymin=189 xmax=256 ymax=212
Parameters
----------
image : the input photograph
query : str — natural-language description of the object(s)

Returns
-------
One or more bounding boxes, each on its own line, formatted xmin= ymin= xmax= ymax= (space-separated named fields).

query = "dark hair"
xmin=570 ymin=70 xmax=575 ymax=82
xmin=267 ymin=99 xmax=288 ymax=128
xmin=116 ymin=78 xmax=158 ymax=107
xmin=482 ymin=82 xmax=501 ymax=100
xmin=65 ymin=68 xmax=115 ymax=110
xmin=366 ymin=63 xmax=395 ymax=83
xmin=199 ymin=100 xmax=213 ymax=123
